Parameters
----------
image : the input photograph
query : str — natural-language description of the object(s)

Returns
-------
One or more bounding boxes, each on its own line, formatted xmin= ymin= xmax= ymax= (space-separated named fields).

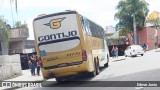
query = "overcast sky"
xmin=0 ymin=0 xmax=159 ymax=40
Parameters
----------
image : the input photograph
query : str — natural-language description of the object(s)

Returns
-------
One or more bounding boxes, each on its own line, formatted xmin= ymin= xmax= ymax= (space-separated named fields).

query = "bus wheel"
xmin=104 ymin=56 xmax=109 ymax=67
xmin=89 ymin=60 xmax=98 ymax=77
xmin=89 ymin=70 xmax=96 ymax=77
xmin=95 ymin=60 xmax=100 ymax=75
xmin=55 ymin=77 xmax=63 ymax=83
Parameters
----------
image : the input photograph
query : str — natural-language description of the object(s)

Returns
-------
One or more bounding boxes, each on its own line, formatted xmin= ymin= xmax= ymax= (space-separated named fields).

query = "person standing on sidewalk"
xmin=30 ymin=54 xmax=37 ymax=76
xmin=115 ymin=46 xmax=119 ymax=58
xmin=36 ymin=56 xmax=42 ymax=76
xmin=111 ymin=46 xmax=115 ymax=58
xmin=142 ymin=43 xmax=147 ymax=52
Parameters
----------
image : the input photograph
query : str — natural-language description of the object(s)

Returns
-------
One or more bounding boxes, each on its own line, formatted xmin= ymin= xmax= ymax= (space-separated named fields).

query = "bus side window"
xmin=81 ymin=16 xmax=92 ymax=36
xmin=86 ymin=21 xmax=92 ymax=36
xmin=80 ymin=16 xmax=87 ymax=34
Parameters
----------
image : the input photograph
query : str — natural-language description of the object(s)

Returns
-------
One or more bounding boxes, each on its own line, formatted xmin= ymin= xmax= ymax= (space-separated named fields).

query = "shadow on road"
xmin=41 ymin=68 xmax=160 ymax=87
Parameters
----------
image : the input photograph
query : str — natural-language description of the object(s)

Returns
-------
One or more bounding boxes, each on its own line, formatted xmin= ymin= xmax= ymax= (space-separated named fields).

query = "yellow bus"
xmin=33 ymin=11 xmax=110 ymax=82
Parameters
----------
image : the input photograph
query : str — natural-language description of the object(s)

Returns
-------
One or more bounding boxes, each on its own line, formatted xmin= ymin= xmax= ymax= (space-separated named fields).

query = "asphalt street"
xmin=14 ymin=50 xmax=160 ymax=90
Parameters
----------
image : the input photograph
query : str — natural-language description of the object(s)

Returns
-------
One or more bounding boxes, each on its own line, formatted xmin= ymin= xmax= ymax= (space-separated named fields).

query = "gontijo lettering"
xmin=38 ymin=30 xmax=77 ymax=42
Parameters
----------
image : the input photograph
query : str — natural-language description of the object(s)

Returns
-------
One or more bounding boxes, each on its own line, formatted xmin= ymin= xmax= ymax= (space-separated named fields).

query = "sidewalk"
xmin=5 ymin=69 xmax=44 ymax=82
xmin=3 ymin=57 xmax=126 ymax=81
xmin=147 ymin=48 xmax=160 ymax=52
xmin=1 ymin=70 xmax=44 ymax=90
xmin=0 ymin=56 xmax=126 ymax=89
xmin=110 ymin=56 xmax=126 ymax=62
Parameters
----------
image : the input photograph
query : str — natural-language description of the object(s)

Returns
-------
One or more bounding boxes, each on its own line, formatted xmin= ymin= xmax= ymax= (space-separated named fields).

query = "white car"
xmin=125 ymin=45 xmax=144 ymax=57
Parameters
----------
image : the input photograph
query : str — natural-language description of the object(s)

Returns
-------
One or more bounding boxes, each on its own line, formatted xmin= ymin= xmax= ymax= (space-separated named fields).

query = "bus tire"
xmin=89 ymin=70 xmax=96 ymax=77
xmin=95 ymin=59 xmax=100 ymax=75
xmin=89 ymin=59 xmax=98 ymax=77
xmin=55 ymin=77 xmax=63 ymax=83
xmin=104 ymin=56 xmax=109 ymax=67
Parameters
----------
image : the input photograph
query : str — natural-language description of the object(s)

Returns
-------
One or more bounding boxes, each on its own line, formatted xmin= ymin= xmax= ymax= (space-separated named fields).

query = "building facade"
xmin=137 ymin=27 xmax=160 ymax=50
xmin=105 ymin=26 xmax=118 ymax=36
xmin=9 ymin=27 xmax=29 ymax=54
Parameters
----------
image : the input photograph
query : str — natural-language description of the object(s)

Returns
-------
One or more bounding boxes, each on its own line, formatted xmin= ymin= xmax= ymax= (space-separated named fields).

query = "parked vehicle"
xmin=124 ymin=45 xmax=144 ymax=57
xmin=33 ymin=11 xmax=110 ymax=82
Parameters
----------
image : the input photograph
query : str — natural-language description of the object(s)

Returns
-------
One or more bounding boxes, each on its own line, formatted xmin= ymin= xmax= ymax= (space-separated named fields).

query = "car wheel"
xmin=141 ymin=54 xmax=143 ymax=56
xmin=125 ymin=53 xmax=127 ymax=57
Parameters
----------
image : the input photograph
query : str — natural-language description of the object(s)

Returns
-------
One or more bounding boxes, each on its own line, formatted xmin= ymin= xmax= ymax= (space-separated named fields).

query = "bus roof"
xmin=34 ymin=11 xmax=77 ymax=21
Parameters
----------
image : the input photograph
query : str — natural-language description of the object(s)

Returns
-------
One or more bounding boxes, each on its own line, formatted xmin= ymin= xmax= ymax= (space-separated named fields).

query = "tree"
xmin=14 ymin=21 xmax=27 ymax=28
xmin=115 ymin=0 xmax=149 ymax=37
xmin=146 ymin=11 xmax=160 ymax=48
xmin=0 ymin=17 xmax=10 ymax=47
xmin=14 ymin=21 xmax=21 ymax=28
xmin=146 ymin=11 xmax=160 ymax=29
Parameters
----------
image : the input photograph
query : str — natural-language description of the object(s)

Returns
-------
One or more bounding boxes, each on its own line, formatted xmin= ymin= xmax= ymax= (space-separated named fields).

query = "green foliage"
xmin=119 ymin=29 xmax=130 ymax=36
xmin=14 ymin=21 xmax=21 ymax=28
xmin=14 ymin=21 xmax=27 ymax=28
xmin=108 ymin=36 xmax=126 ymax=39
xmin=115 ymin=0 xmax=149 ymax=35
xmin=147 ymin=17 xmax=160 ymax=29
xmin=0 ymin=17 xmax=10 ymax=47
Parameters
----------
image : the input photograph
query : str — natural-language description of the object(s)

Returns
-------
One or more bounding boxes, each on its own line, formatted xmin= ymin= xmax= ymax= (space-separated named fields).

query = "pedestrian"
xmin=143 ymin=43 xmax=147 ymax=52
xmin=28 ymin=56 xmax=31 ymax=69
xmin=115 ymin=46 xmax=119 ymax=58
xmin=36 ymin=56 xmax=42 ymax=76
xmin=111 ymin=46 xmax=115 ymax=58
xmin=28 ymin=56 xmax=32 ymax=75
xmin=30 ymin=54 xmax=37 ymax=76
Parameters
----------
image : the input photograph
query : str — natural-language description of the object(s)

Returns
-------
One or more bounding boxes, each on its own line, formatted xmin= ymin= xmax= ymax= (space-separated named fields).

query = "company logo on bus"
xmin=44 ymin=17 xmax=66 ymax=29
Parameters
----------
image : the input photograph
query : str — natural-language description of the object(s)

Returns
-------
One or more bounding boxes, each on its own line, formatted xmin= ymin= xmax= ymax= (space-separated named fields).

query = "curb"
xmin=112 ymin=58 xmax=126 ymax=62
xmin=110 ymin=56 xmax=126 ymax=62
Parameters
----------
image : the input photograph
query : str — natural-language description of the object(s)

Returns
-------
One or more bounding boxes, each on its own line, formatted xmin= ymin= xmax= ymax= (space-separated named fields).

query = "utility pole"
xmin=133 ymin=15 xmax=137 ymax=45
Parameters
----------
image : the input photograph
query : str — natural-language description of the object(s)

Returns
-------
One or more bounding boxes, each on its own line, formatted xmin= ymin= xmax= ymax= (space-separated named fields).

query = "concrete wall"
xmin=9 ymin=28 xmax=29 ymax=39
xmin=107 ymin=38 xmax=126 ymax=46
xmin=9 ymin=41 xmax=25 ymax=54
xmin=0 ymin=54 xmax=22 ymax=80
xmin=137 ymin=27 xmax=160 ymax=50
xmin=24 ymin=40 xmax=35 ymax=49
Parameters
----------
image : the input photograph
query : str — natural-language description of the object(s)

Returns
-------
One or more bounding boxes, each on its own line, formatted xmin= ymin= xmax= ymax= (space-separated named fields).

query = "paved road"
xmin=16 ymin=50 xmax=160 ymax=90
xmin=93 ymin=50 xmax=160 ymax=81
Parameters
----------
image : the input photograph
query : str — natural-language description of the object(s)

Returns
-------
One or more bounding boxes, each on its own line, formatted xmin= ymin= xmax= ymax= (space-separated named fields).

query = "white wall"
xmin=0 ymin=54 xmax=22 ymax=80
